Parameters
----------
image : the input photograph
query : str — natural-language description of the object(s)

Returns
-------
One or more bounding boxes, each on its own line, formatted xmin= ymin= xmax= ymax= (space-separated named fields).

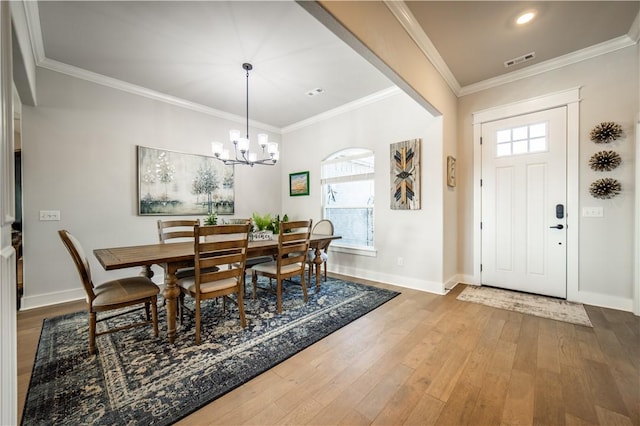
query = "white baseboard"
xmin=443 ymin=274 xmax=479 ymax=292
xmin=20 ymin=288 xmax=85 ymax=310
xmin=329 ymin=265 xmax=447 ymax=295
xmin=21 ymin=272 xmax=634 ymax=313
xmin=576 ymin=290 xmax=634 ymax=312
xmin=20 ymin=283 xmax=170 ymax=311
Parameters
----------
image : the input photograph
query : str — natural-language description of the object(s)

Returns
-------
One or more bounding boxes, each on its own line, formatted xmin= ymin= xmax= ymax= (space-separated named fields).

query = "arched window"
xmin=321 ymin=148 xmax=374 ymax=249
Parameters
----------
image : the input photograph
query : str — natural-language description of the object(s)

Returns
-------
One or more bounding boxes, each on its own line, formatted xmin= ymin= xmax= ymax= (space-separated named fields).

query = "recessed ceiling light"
xmin=516 ymin=11 xmax=536 ymax=25
xmin=306 ymin=88 xmax=324 ymax=97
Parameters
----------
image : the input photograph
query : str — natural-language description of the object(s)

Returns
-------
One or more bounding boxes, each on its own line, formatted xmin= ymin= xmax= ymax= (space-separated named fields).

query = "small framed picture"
xmin=289 ymin=171 xmax=310 ymax=196
xmin=447 ymin=156 xmax=456 ymax=187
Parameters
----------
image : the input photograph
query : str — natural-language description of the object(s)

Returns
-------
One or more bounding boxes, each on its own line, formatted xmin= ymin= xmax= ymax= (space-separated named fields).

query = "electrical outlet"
xmin=397 ymin=257 xmax=404 ymax=266
xmin=39 ymin=210 xmax=61 ymax=221
xmin=582 ymin=207 xmax=603 ymax=218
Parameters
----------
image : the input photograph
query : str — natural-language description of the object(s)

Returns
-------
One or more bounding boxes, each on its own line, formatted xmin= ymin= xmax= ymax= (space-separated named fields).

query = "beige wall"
xmin=458 ymin=46 xmax=638 ymax=308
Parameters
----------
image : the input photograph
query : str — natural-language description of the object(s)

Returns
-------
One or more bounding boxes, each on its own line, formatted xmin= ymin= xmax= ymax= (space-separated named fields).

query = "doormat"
xmin=457 ymin=285 xmax=592 ymax=327
xmin=21 ymin=277 xmax=400 ymax=425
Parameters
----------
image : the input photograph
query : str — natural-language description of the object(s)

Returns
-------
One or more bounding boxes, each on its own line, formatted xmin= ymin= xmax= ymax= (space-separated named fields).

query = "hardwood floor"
xmin=17 ymin=275 xmax=639 ymax=425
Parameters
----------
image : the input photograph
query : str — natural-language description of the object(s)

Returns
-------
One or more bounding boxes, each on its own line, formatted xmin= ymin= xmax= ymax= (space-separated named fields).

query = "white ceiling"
xmin=30 ymin=1 xmax=640 ymax=129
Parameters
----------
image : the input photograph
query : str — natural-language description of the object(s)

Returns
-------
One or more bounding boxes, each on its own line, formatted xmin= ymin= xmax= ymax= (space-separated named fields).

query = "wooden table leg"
xmin=162 ymin=264 xmax=180 ymax=344
xmin=314 ymin=247 xmax=323 ymax=292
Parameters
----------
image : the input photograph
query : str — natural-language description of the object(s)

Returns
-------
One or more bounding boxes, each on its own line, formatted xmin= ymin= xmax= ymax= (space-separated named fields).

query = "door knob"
xmin=549 ymin=224 xmax=564 ymax=229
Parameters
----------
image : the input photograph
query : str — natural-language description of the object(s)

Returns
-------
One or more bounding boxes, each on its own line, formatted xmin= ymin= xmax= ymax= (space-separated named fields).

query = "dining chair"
xmin=58 ymin=229 xmax=159 ymax=355
xmin=306 ymin=219 xmax=334 ymax=286
xmin=157 ymin=219 xmax=201 ymax=243
xmin=226 ymin=218 xmax=273 ymax=272
xmin=220 ymin=218 xmax=271 ymax=295
xmin=176 ymin=222 xmax=251 ymax=345
xmin=251 ymin=219 xmax=312 ymax=313
xmin=158 ymin=218 xmax=221 ymax=279
xmin=157 ymin=219 xmax=201 ymax=279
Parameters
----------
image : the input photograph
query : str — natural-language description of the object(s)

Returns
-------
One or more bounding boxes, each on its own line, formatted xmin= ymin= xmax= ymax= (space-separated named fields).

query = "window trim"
xmin=321 ymin=148 xmax=375 ymax=251
xmin=330 ymin=244 xmax=377 ymax=257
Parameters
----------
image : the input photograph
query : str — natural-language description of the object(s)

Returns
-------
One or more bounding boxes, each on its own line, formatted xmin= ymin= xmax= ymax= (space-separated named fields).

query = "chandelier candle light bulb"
xmin=237 ymin=137 xmax=250 ymax=153
xmin=258 ymin=133 xmax=268 ymax=148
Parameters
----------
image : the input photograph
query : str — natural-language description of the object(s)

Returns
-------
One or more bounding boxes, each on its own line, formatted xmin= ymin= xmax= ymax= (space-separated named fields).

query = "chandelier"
xmin=211 ymin=63 xmax=279 ymax=166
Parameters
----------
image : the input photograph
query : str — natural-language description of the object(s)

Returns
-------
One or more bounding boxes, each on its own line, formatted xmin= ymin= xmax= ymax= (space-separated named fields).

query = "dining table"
xmin=93 ymin=233 xmax=341 ymax=343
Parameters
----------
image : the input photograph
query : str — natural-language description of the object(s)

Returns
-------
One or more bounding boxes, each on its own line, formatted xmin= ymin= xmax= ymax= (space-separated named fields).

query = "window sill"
xmin=331 ymin=244 xmax=377 ymax=257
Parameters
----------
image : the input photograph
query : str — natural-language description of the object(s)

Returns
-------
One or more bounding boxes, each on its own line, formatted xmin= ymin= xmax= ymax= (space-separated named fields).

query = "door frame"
xmin=0 ymin=1 xmax=16 ymax=424
xmin=472 ymin=87 xmax=580 ymax=301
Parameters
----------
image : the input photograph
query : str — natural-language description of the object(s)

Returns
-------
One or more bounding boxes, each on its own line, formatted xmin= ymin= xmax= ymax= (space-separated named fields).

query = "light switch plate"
xmin=39 ymin=210 xmax=61 ymax=221
xmin=582 ymin=207 xmax=603 ymax=217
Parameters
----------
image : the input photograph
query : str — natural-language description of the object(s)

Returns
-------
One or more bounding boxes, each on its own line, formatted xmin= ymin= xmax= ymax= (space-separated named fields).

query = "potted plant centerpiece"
xmin=204 ymin=212 xmax=217 ymax=225
xmin=251 ymin=212 xmax=274 ymax=241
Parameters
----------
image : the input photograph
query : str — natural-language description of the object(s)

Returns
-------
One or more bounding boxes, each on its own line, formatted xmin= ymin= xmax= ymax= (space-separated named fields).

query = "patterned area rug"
xmin=457 ymin=285 xmax=592 ymax=327
xmin=22 ymin=277 xmax=399 ymax=425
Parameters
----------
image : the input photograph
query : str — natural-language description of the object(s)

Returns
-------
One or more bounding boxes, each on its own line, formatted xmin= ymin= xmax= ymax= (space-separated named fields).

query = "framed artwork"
xmin=390 ymin=138 xmax=421 ymax=210
xmin=289 ymin=171 xmax=310 ymax=196
xmin=447 ymin=156 xmax=457 ymax=187
xmin=137 ymin=145 xmax=234 ymax=215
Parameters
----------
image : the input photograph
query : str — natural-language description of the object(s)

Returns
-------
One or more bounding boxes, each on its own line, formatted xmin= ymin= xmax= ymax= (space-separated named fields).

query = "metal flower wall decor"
xmin=589 ymin=178 xmax=621 ymax=199
xmin=589 ymin=121 xmax=623 ymax=143
xmin=588 ymin=150 xmax=621 ymax=172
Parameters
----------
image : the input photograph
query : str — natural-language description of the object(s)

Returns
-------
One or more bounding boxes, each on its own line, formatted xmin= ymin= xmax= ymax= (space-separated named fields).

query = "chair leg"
xmin=88 ymin=311 xmax=97 ymax=355
xmin=323 ymin=262 xmax=327 ymax=281
xmin=237 ymin=285 xmax=247 ymax=328
xmin=276 ymin=279 xmax=283 ymax=313
xmin=151 ymin=297 xmax=159 ymax=337
xmin=252 ymin=270 xmax=258 ymax=300
xmin=195 ymin=298 xmax=201 ymax=345
xmin=300 ymin=273 xmax=309 ymax=303
xmin=144 ymin=302 xmax=151 ymax=321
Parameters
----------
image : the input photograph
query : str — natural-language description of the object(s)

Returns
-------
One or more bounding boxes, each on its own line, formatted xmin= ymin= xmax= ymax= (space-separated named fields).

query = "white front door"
xmin=481 ymin=106 xmax=567 ymax=298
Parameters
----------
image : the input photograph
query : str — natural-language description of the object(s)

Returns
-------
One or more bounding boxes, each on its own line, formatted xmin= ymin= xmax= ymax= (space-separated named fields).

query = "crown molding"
xmin=282 ymin=86 xmax=401 ymax=133
xmin=629 ymin=9 xmax=640 ymax=43
xmin=459 ymin=35 xmax=637 ymax=97
xmin=37 ymin=57 xmax=281 ymax=134
xmin=384 ymin=1 xmax=461 ymax=96
xmin=23 ymin=0 xmax=45 ymax=64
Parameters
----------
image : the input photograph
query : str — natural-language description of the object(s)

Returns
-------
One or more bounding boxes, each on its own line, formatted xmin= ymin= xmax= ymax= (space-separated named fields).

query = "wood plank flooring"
xmin=17 ymin=275 xmax=640 ymax=425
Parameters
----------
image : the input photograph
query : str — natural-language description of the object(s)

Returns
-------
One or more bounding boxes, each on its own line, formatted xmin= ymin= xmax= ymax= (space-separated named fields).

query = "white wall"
xmin=21 ymin=68 xmax=282 ymax=308
xmin=458 ymin=46 xmax=638 ymax=310
xmin=281 ymin=90 xmax=447 ymax=293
